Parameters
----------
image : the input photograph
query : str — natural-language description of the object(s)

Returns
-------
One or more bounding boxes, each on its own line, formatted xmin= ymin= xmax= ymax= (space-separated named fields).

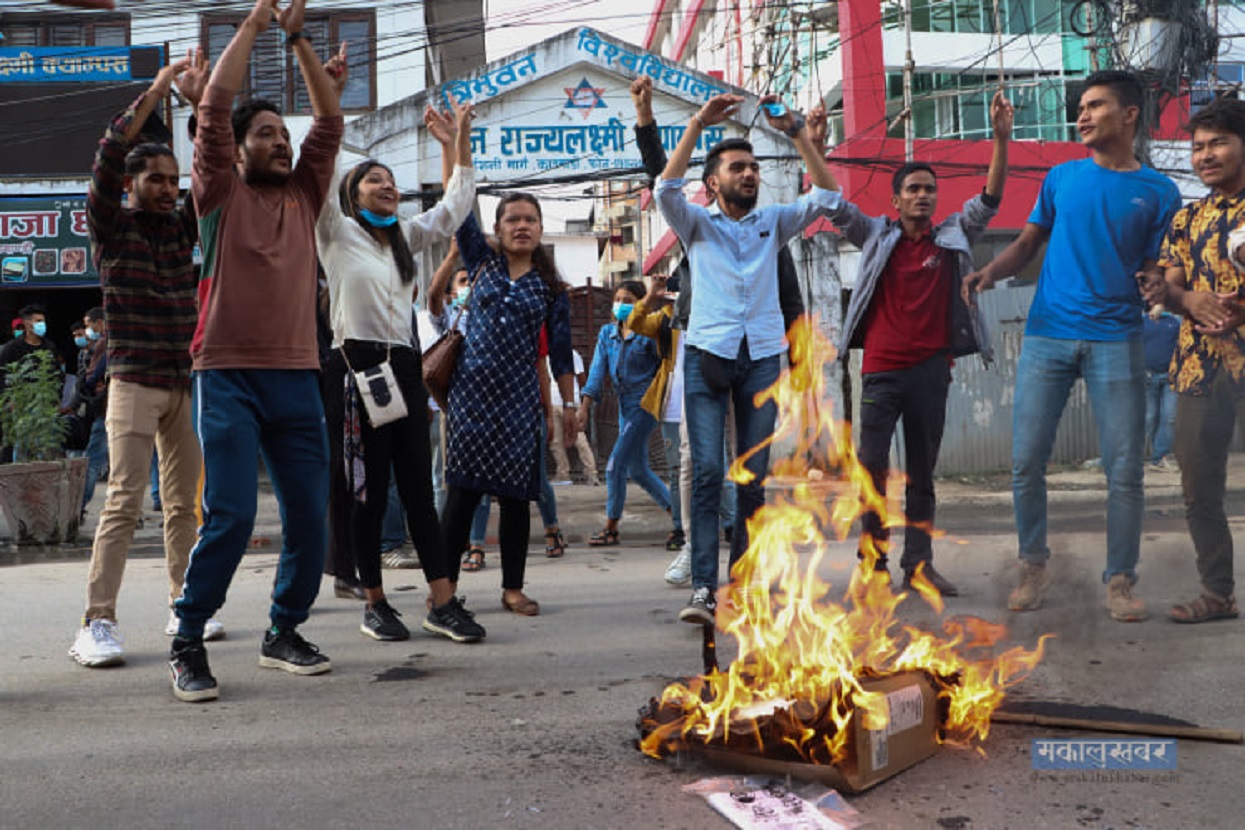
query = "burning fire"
xmin=639 ymin=317 xmax=1049 ymax=765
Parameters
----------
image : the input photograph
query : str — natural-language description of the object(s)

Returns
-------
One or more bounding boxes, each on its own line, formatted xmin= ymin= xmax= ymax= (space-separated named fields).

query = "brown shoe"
xmin=502 ymin=593 xmax=540 ymax=616
xmin=1106 ymin=574 xmax=1148 ymax=622
xmin=1008 ymin=562 xmax=1050 ymax=612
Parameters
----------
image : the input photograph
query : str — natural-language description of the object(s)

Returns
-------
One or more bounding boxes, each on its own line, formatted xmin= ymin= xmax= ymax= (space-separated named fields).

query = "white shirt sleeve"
xmin=404 ymin=165 xmax=477 ymax=252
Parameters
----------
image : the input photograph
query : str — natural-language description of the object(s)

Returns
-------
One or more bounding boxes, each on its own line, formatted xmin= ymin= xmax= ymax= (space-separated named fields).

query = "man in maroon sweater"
xmin=170 ymin=0 xmax=344 ymax=703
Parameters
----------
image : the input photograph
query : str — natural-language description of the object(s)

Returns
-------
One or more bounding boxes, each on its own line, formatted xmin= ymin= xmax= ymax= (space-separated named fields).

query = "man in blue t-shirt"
xmin=962 ymin=70 xmax=1181 ymax=622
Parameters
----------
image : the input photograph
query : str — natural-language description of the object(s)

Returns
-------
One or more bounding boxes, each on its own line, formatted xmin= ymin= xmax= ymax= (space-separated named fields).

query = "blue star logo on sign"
xmin=564 ymin=78 xmax=607 ymax=119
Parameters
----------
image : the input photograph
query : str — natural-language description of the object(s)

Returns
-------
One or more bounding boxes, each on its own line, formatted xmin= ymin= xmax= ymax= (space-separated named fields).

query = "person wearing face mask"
xmin=75 ymin=308 xmax=110 ymax=516
xmin=316 ymin=82 xmax=483 ymax=645
xmin=0 ymin=304 xmax=62 ymax=464
xmin=578 ymin=280 xmax=671 ymax=547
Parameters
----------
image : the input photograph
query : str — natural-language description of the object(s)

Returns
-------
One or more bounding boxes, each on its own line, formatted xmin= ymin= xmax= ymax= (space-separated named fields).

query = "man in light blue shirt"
xmin=655 ymin=93 xmax=842 ymax=624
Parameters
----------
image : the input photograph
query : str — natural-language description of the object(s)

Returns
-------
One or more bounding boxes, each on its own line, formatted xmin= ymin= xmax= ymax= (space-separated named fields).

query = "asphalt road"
xmin=1 ymin=466 xmax=1242 ymax=829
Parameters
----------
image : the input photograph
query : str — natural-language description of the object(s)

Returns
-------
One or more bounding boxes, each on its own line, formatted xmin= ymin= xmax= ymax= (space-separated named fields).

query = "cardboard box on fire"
xmin=696 ymin=671 xmax=941 ymax=794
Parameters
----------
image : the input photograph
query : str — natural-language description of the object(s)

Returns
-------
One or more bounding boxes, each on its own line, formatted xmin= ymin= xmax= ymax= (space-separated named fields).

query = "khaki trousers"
xmin=85 ymin=380 xmax=202 ymax=621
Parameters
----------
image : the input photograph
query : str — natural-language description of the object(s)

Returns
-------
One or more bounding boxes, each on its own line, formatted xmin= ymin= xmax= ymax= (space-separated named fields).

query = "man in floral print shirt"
xmin=1153 ymin=98 xmax=1245 ymax=624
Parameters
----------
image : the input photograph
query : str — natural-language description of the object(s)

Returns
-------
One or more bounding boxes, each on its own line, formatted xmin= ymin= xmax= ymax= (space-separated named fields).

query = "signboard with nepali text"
xmin=0 ymin=197 xmax=96 ymax=288
xmin=0 ymin=47 xmax=135 ymax=83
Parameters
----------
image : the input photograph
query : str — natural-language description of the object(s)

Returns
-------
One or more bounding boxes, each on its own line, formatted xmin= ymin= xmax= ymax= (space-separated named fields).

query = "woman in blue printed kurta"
xmin=444 ymin=194 xmax=576 ymax=617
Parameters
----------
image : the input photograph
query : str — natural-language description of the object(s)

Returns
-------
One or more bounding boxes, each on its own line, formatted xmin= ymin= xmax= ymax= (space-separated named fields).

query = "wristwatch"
xmin=285 ymin=31 xmax=308 ymax=48
xmin=784 ymin=113 xmax=807 ymax=139
xmin=562 ymin=402 xmax=577 ymax=410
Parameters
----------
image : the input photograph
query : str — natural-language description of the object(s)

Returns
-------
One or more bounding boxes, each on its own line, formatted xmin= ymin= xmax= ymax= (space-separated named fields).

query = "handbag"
xmin=352 ymin=359 xmax=408 ymax=428
xmin=422 ymin=265 xmax=483 ymax=410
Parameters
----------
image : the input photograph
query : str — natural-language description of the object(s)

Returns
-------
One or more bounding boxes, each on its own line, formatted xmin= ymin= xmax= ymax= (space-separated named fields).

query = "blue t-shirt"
xmin=1026 ymin=158 xmax=1181 ymax=341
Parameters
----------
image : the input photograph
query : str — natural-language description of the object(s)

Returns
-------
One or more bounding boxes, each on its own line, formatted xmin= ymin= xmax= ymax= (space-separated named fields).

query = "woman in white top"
xmin=316 ymin=95 xmax=483 ymax=644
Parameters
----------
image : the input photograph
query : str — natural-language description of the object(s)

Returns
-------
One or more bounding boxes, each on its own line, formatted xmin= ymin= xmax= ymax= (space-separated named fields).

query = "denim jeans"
xmin=1144 ymin=371 xmax=1177 ymax=463
xmin=380 ymin=469 xmax=405 ymax=552
xmin=149 ymin=449 xmax=161 ymax=507
xmin=430 ymin=409 xmax=446 ymax=515
xmin=82 ymin=417 xmax=110 ymax=510
xmin=537 ymin=419 xmax=558 ymax=528
xmin=661 ymin=420 xmax=682 ymax=532
xmin=1011 ymin=336 xmax=1144 ymax=582
xmin=605 ymin=402 xmax=670 ymax=520
xmin=176 ymin=369 xmax=328 ymax=639
xmin=685 ymin=343 xmax=780 ymax=590
xmin=470 ymin=494 xmax=490 ymax=545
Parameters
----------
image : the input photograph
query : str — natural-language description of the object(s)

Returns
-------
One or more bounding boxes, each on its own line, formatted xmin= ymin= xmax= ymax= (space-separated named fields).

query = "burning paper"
xmin=638 ymin=319 xmax=1049 ymax=783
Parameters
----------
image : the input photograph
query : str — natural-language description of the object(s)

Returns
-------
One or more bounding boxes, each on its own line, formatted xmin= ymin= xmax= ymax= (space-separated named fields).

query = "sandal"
xmin=545 ymin=529 xmax=566 ymax=558
xmin=461 ymin=546 xmax=486 ymax=572
xmin=589 ymin=527 xmax=620 ymax=547
xmin=502 ymin=593 xmax=541 ymax=616
xmin=1169 ymin=592 xmax=1239 ymax=624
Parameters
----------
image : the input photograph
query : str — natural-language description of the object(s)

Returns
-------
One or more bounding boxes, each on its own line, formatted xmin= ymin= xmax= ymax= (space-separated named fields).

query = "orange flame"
xmin=640 ymin=317 xmax=1049 ymax=763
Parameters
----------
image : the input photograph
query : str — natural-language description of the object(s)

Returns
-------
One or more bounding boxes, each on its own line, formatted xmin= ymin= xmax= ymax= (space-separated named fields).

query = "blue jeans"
xmin=685 ymin=344 xmax=780 ymax=590
xmin=661 ymin=420 xmax=682 ymax=532
xmin=1012 ymin=336 xmax=1144 ymax=583
xmin=1144 ymin=371 xmax=1177 ymax=463
xmin=538 ymin=418 xmax=558 ymax=528
xmin=430 ymin=410 xmax=446 ymax=515
xmin=380 ymin=468 xmax=405 ymax=552
xmin=150 ymin=449 xmax=161 ymax=508
xmin=176 ymin=369 xmax=329 ymax=639
xmin=82 ymin=416 xmax=109 ymax=509
xmin=605 ymin=403 xmax=670 ymax=520
xmin=470 ymin=495 xmax=490 ymax=545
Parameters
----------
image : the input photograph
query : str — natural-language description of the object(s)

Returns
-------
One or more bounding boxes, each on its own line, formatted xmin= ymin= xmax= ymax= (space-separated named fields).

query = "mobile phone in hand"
xmin=762 ymin=102 xmax=787 ymax=117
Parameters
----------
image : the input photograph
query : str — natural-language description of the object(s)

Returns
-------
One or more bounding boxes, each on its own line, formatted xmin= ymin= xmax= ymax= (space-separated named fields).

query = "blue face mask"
xmin=74 ymin=336 xmax=88 ymax=348
xmin=32 ymin=321 xmax=47 ymax=338
xmin=11 ymin=330 xmax=21 ymax=339
xmin=360 ymin=208 xmax=398 ymax=227
xmin=613 ymin=302 xmax=634 ymax=323
xmin=86 ymin=326 xmax=100 ymax=342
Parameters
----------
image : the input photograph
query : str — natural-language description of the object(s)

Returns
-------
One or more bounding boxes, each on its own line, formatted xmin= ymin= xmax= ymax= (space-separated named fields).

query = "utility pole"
xmin=902 ymin=0 xmax=914 ymax=161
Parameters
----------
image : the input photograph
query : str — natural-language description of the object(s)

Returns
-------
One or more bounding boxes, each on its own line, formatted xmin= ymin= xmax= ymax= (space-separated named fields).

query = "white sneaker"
xmin=69 ymin=619 xmax=125 ymax=667
xmin=665 ymin=547 xmax=692 ymax=586
xmin=165 ymin=610 xmax=226 ymax=642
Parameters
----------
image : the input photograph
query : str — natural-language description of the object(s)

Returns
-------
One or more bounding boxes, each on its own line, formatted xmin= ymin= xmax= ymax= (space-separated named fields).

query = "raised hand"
xmin=247 ymin=0 xmax=277 ymax=33
xmin=151 ymin=55 xmax=191 ymax=98
xmin=448 ymin=93 xmax=475 ymax=139
xmin=630 ymin=77 xmax=653 ymax=114
xmin=424 ymin=103 xmax=457 ymax=146
xmin=696 ymin=93 xmax=744 ymax=128
xmin=991 ymin=90 xmax=1015 ymax=141
xmin=174 ymin=47 xmax=209 ymax=108
xmin=324 ymin=41 xmax=348 ymax=99
xmin=758 ymin=94 xmax=798 ymax=134
xmin=807 ymin=103 xmax=829 ymax=154
xmin=275 ymin=0 xmax=308 ymax=35
xmin=644 ymin=275 xmax=673 ymax=306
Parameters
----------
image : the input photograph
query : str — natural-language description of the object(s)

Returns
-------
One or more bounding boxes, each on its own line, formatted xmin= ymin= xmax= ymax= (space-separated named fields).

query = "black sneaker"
xmin=361 ymin=599 xmax=410 ymax=641
xmin=679 ymin=586 xmax=716 ymax=625
xmin=665 ymin=529 xmax=686 ymax=551
xmin=259 ymin=628 xmax=332 ymax=675
xmin=423 ymin=596 xmax=486 ymax=643
xmin=169 ymin=637 xmax=219 ymax=703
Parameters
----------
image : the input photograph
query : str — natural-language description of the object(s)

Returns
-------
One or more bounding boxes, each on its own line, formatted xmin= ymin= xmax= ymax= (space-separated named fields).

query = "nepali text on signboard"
xmin=0 ymin=47 xmax=134 ymax=83
xmin=0 ymin=198 xmax=97 ymax=287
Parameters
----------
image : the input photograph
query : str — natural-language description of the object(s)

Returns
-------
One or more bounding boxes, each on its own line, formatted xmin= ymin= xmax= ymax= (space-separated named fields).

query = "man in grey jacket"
xmin=836 ymin=91 xmax=1013 ymax=597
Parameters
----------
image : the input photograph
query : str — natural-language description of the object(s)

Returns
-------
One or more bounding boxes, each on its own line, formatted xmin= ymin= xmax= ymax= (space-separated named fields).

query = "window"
xmin=0 ymin=13 xmax=130 ymax=46
xmin=886 ymin=72 xmax=1073 ymax=141
xmin=1192 ymin=64 xmax=1245 ymax=111
xmin=202 ymin=10 xmax=375 ymax=113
